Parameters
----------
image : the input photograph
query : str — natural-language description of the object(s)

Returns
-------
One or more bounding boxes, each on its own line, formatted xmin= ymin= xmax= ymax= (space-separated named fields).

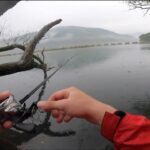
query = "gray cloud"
xmin=0 ymin=1 xmax=149 ymax=38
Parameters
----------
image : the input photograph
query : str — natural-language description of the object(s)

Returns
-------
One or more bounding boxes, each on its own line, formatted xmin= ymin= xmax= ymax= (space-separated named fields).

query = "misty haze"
xmin=0 ymin=1 xmax=150 ymax=150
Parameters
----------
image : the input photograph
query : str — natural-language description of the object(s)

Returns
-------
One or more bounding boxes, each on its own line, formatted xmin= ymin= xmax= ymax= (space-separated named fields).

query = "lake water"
xmin=0 ymin=44 xmax=150 ymax=150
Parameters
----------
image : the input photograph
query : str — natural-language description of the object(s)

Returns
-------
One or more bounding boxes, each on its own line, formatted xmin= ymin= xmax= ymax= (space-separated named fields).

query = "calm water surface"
xmin=0 ymin=44 xmax=150 ymax=150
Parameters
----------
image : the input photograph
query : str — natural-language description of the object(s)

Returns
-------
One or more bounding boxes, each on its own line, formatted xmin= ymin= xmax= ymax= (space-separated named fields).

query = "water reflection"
xmin=140 ymin=44 xmax=150 ymax=51
xmin=131 ymin=95 xmax=150 ymax=118
xmin=44 ymin=46 xmax=119 ymax=70
xmin=1 ymin=45 xmax=150 ymax=149
xmin=0 ymin=67 xmax=75 ymax=150
xmin=1 ymin=118 xmax=75 ymax=146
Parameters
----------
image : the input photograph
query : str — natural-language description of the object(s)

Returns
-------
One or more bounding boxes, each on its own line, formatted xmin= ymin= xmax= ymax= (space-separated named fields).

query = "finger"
xmin=64 ymin=115 xmax=72 ymax=122
xmin=56 ymin=111 xmax=65 ymax=123
xmin=37 ymin=99 xmax=67 ymax=111
xmin=3 ymin=121 xmax=12 ymax=129
xmin=49 ymin=89 xmax=69 ymax=101
xmin=0 ymin=91 xmax=11 ymax=101
xmin=52 ymin=109 xmax=59 ymax=118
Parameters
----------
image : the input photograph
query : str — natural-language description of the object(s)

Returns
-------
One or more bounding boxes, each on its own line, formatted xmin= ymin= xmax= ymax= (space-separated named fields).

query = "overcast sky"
xmin=0 ymin=1 xmax=150 ymax=38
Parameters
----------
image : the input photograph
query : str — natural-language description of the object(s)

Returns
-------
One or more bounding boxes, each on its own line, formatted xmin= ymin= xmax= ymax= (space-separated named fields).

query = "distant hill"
xmin=139 ymin=32 xmax=150 ymax=43
xmin=37 ymin=26 xmax=136 ymax=49
xmin=1 ymin=26 xmax=136 ymax=50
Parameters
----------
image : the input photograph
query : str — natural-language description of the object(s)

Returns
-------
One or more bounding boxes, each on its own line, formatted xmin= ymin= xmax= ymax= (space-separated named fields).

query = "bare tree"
xmin=0 ymin=19 xmax=62 ymax=76
xmin=128 ymin=0 xmax=150 ymax=15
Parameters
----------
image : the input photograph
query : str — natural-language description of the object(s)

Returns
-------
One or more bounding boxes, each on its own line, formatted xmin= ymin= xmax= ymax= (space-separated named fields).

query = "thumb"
xmin=37 ymin=100 xmax=66 ymax=111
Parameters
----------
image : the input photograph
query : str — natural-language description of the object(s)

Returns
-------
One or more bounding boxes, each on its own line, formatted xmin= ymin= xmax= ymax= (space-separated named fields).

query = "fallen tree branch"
xmin=0 ymin=44 xmax=25 ymax=52
xmin=0 ymin=44 xmax=44 ymax=65
xmin=0 ymin=19 xmax=62 ymax=76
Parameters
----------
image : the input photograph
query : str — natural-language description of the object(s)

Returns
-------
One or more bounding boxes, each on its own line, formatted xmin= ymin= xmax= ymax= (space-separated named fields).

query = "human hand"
xmin=37 ymin=87 xmax=116 ymax=125
xmin=0 ymin=91 xmax=12 ymax=132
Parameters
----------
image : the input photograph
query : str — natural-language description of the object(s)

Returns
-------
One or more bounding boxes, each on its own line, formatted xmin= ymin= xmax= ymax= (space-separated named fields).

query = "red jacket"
xmin=101 ymin=111 xmax=150 ymax=150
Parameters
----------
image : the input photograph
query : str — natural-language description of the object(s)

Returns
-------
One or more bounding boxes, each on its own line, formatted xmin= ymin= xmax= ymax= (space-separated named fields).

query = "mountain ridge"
xmin=37 ymin=25 xmax=136 ymax=49
xmin=0 ymin=26 xmax=137 ymax=49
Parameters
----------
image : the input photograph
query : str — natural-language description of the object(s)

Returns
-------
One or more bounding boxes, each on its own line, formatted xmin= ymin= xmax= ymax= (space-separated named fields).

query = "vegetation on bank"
xmin=0 ymin=41 xmax=139 ymax=57
xmin=139 ymin=33 xmax=150 ymax=43
xmin=40 ymin=41 xmax=139 ymax=52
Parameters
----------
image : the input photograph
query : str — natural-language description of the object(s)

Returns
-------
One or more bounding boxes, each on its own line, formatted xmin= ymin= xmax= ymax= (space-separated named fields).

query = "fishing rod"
xmin=0 ymin=57 xmax=73 ymax=132
xmin=19 ymin=57 xmax=71 ymax=104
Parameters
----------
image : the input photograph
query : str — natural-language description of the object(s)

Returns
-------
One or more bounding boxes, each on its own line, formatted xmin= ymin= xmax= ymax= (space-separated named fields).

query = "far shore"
xmin=0 ymin=41 xmax=149 ymax=57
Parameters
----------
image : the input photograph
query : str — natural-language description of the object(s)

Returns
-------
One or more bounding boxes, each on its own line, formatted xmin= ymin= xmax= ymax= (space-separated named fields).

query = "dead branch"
xmin=128 ymin=0 xmax=150 ymax=14
xmin=0 ymin=19 xmax=62 ymax=76
xmin=0 ymin=44 xmax=45 ymax=69
xmin=0 ymin=44 xmax=25 ymax=52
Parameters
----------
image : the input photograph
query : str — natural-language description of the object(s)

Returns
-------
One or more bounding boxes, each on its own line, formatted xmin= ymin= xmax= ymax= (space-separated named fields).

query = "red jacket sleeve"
xmin=101 ymin=111 xmax=150 ymax=150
